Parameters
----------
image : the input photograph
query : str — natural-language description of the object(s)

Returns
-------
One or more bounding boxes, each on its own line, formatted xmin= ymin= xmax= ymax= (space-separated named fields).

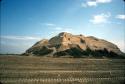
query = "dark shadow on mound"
xmin=32 ymin=46 xmax=53 ymax=56
xmin=54 ymin=47 xmax=125 ymax=59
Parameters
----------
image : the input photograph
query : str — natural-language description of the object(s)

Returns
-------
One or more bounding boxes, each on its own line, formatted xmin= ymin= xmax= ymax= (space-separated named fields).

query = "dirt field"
xmin=0 ymin=56 xmax=125 ymax=84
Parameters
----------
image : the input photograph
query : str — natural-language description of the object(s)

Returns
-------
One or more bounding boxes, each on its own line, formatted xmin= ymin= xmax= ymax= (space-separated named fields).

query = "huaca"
xmin=24 ymin=32 xmax=124 ymax=58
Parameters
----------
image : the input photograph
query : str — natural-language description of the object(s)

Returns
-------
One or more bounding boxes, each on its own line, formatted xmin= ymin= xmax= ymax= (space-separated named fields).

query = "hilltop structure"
xmin=24 ymin=32 xmax=124 ymax=58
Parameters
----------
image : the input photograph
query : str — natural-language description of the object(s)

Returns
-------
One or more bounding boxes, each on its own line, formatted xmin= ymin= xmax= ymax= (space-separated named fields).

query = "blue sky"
xmin=0 ymin=0 xmax=125 ymax=54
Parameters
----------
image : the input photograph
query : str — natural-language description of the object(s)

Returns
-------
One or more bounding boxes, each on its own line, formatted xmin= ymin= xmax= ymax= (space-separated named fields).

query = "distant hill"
xmin=24 ymin=32 xmax=125 ymax=58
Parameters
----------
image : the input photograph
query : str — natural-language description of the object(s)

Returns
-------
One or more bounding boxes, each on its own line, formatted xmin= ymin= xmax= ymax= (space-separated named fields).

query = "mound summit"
xmin=24 ymin=32 xmax=124 ymax=58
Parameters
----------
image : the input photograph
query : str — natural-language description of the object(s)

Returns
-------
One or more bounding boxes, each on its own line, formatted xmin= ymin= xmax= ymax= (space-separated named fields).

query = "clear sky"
xmin=0 ymin=0 xmax=125 ymax=54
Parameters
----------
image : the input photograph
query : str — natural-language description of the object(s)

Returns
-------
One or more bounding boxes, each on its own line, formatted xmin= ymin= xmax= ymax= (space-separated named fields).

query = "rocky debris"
xmin=24 ymin=32 xmax=124 ymax=58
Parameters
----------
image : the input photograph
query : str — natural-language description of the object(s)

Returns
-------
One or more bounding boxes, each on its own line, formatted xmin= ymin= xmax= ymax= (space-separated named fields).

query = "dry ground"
xmin=0 ymin=56 xmax=125 ymax=84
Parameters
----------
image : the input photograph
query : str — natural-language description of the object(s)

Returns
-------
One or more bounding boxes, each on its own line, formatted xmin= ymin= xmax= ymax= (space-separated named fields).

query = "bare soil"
xmin=0 ymin=56 xmax=125 ymax=84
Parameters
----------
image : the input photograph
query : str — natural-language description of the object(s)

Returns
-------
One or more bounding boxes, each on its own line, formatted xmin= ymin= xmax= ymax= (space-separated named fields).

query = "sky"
xmin=0 ymin=0 xmax=125 ymax=54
